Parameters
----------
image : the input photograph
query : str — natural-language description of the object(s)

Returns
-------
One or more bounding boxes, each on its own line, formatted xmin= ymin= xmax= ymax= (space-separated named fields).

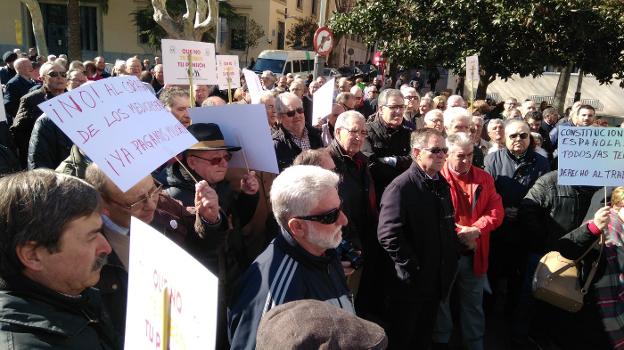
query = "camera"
xmin=335 ymin=239 xmax=363 ymax=270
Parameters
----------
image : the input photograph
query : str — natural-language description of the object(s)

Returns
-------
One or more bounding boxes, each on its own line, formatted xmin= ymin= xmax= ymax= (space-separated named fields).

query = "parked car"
xmin=322 ymin=67 xmax=341 ymax=80
xmin=355 ymin=64 xmax=378 ymax=82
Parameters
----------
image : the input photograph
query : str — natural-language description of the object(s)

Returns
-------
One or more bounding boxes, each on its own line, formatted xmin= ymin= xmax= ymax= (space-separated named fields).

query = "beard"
xmin=305 ymin=223 xmax=342 ymax=251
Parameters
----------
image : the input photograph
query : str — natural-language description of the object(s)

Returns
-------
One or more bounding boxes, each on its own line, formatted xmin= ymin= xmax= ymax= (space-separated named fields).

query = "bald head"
xmin=13 ymin=58 xmax=33 ymax=77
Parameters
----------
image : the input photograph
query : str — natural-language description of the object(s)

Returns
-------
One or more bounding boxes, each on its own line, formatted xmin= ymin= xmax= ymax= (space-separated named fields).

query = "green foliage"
xmin=286 ymin=17 xmax=318 ymax=50
xmin=329 ymin=0 xmax=624 ymax=88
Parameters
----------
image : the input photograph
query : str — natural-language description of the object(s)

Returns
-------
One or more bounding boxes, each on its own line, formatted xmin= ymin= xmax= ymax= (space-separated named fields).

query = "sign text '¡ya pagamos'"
xmin=44 ymin=79 xmax=152 ymax=124
xmin=104 ymin=123 xmax=189 ymax=177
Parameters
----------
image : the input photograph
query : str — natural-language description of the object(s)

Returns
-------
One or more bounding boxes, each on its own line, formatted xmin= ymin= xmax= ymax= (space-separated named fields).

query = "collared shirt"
xmin=291 ymin=127 xmax=311 ymax=151
xmin=102 ymin=214 xmax=130 ymax=236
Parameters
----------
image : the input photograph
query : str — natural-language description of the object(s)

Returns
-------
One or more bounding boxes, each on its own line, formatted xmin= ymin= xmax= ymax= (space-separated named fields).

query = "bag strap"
xmin=580 ymin=234 xmax=604 ymax=295
xmin=550 ymin=234 xmax=603 ymax=280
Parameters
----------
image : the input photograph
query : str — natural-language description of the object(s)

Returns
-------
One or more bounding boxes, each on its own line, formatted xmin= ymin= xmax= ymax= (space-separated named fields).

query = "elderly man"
xmin=447 ymin=94 xmax=465 ymax=108
xmin=273 ymin=92 xmax=323 ymax=171
xmin=125 ymin=57 xmax=155 ymax=94
xmin=362 ymin=88 xmax=413 ymax=200
xmin=351 ymin=86 xmax=372 ymax=118
xmin=487 ymin=119 xmax=505 ymax=153
xmin=321 ymin=103 xmax=347 ymax=146
xmin=424 ymin=109 xmax=445 ymax=133
xmin=401 ymin=86 xmax=422 ymax=128
xmin=260 ymin=70 xmax=275 ymax=90
xmin=152 ymin=64 xmax=164 ymax=93
xmin=228 ymin=165 xmax=354 ymax=350
xmin=94 ymin=56 xmax=110 ymax=80
xmin=0 ymin=169 xmax=120 ymax=349
xmin=520 ymin=99 xmax=537 ymax=117
xmin=419 ymin=97 xmax=433 ymax=117
xmin=289 ymin=79 xmax=312 ymax=125
xmin=259 ymin=91 xmax=277 ymax=130
xmin=11 ymin=62 xmax=66 ymax=168
xmin=0 ymin=51 xmax=18 ymax=84
xmin=66 ymin=68 xmax=87 ymax=90
xmin=194 ymin=84 xmax=210 ymax=107
xmin=3 ymin=58 xmax=35 ymax=124
xmin=484 ymin=119 xmax=549 ymax=329
xmin=159 ymin=86 xmax=191 ymax=127
xmin=444 ymin=106 xmax=486 ymax=168
xmin=338 ymin=77 xmax=352 ymax=93
xmin=433 ymin=133 xmax=504 ymax=350
xmin=377 ymin=128 xmax=459 ymax=349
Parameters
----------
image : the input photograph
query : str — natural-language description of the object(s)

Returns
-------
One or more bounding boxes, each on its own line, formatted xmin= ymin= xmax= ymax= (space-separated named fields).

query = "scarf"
xmin=596 ymin=209 xmax=624 ymax=349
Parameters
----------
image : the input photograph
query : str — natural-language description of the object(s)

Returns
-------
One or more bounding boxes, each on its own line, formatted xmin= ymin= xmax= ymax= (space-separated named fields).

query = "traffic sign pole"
xmin=314 ymin=0 xmax=328 ymax=79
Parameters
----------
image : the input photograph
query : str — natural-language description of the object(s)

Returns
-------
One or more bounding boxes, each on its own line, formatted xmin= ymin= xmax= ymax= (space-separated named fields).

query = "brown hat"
xmin=256 ymin=300 xmax=387 ymax=350
xmin=186 ymin=123 xmax=240 ymax=152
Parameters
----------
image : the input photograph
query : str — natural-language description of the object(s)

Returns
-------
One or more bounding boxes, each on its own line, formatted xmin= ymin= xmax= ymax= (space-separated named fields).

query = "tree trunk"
xmin=553 ymin=62 xmax=573 ymax=115
xmin=67 ymin=0 xmax=82 ymax=60
xmin=152 ymin=0 xmax=217 ymax=41
xmin=475 ymin=74 xmax=493 ymax=100
xmin=21 ymin=0 xmax=48 ymax=57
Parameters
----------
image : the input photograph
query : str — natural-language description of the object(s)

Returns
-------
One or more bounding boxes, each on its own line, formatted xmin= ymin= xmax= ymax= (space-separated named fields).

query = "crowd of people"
xmin=0 ymin=46 xmax=623 ymax=350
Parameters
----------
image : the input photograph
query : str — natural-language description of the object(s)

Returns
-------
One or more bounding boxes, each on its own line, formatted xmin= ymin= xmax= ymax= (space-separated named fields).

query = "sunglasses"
xmin=404 ymin=96 xmax=419 ymax=100
xmin=423 ymin=147 xmax=449 ymax=154
xmin=47 ymin=71 xmax=67 ymax=78
xmin=295 ymin=205 xmax=342 ymax=225
xmin=281 ymin=107 xmax=304 ymax=117
xmin=508 ymin=132 xmax=529 ymax=140
xmin=192 ymin=153 xmax=233 ymax=165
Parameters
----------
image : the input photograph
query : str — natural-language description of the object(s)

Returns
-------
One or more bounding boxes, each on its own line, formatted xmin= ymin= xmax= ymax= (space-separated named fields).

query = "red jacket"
xmin=441 ymin=165 xmax=504 ymax=275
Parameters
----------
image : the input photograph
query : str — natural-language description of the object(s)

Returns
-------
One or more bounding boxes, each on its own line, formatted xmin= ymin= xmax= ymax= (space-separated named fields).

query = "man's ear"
xmin=412 ymin=148 xmax=420 ymax=159
xmin=15 ymin=241 xmax=45 ymax=272
xmin=287 ymin=218 xmax=306 ymax=239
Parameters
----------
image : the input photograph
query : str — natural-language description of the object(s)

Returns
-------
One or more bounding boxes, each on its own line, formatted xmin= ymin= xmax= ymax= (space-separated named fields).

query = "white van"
xmin=251 ymin=50 xmax=316 ymax=77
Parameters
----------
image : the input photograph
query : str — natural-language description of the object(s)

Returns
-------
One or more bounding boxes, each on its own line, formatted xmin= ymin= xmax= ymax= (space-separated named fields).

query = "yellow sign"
xmin=15 ymin=20 xmax=22 ymax=46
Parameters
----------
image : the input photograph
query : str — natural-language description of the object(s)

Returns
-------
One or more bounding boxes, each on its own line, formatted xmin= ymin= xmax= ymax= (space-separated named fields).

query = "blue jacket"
xmin=228 ymin=228 xmax=355 ymax=350
xmin=3 ymin=74 xmax=35 ymax=122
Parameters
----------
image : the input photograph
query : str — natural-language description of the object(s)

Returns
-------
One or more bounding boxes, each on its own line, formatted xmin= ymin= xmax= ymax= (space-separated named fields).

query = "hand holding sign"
xmin=240 ymin=171 xmax=259 ymax=195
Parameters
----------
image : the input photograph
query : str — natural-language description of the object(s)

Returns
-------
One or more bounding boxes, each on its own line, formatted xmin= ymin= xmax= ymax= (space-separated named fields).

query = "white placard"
xmin=557 ymin=126 xmax=624 ymax=186
xmin=312 ymin=78 xmax=335 ymax=126
xmin=189 ymin=104 xmax=279 ymax=174
xmin=37 ymin=76 xmax=197 ymax=191
xmin=125 ymin=218 xmax=218 ymax=350
xmin=465 ymin=55 xmax=479 ymax=82
xmin=0 ymin=89 xmax=6 ymax=122
xmin=216 ymin=55 xmax=241 ymax=90
xmin=242 ymin=68 xmax=263 ymax=104
xmin=161 ymin=39 xmax=218 ymax=85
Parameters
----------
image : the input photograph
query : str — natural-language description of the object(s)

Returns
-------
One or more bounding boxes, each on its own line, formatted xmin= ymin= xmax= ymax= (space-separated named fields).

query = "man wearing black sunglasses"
xmin=273 ymin=92 xmax=323 ymax=172
xmin=377 ymin=128 xmax=459 ymax=349
xmin=229 ymin=165 xmax=354 ymax=350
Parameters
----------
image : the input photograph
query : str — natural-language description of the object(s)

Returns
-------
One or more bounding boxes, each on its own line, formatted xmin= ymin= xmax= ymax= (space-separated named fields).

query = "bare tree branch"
xmin=151 ymin=0 xmax=180 ymax=38
xmin=194 ymin=0 xmax=217 ymax=37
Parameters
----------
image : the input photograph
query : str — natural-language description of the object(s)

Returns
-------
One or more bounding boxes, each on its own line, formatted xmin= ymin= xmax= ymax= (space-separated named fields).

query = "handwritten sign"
xmin=161 ymin=39 xmax=218 ymax=85
xmin=125 ymin=218 xmax=218 ymax=350
xmin=37 ymin=76 xmax=197 ymax=191
xmin=465 ymin=55 xmax=479 ymax=82
xmin=190 ymin=104 xmax=279 ymax=174
xmin=242 ymin=68 xmax=263 ymax=104
xmin=312 ymin=78 xmax=335 ymax=126
xmin=216 ymin=55 xmax=241 ymax=90
xmin=558 ymin=126 xmax=624 ymax=186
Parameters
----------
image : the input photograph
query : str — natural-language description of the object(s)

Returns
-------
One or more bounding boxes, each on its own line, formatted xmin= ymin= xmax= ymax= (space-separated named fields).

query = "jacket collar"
xmin=276 ymin=227 xmax=337 ymax=270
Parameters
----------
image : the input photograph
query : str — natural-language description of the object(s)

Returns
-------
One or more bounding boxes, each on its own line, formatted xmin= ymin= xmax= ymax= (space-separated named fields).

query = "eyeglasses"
xmin=508 ymin=132 xmax=529 ymax=140
xmin=294 ymin=205 xmax=343 ymax=224
xmin=423 ymin=147 xmax=449 ymax=154
xmin=192 ymin=153 xmax=233 ymax=166
xmin=280 ymin=107 xmax=304 ymax=117
xmin=47 ymin=71 xmax=67 ymax=78
xmin=106 ymin=182 xmax=163 ymax=211
xmin=344 ymin=128 xmax=368 ymax=136
xmin=404 ymin=96 xmax=419 ymax=100
xmin=370 ymin=90 xmax=379 ymax=94
xmin=384 ymin=105 xmax=405 ymax=112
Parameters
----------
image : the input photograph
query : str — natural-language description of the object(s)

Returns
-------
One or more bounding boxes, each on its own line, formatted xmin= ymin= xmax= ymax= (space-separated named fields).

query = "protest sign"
xmin=161 ymin=39 xmax=218 ymax=85
xmin=0 ymin=89 xmax=6 ymax=122
xmin=190 ymin=104 xmax=279 ymax=174
xmin=37 ymin=76 xmax=197 ymax=191
xmin=242 ymin=68 xmax=263 ymax=104
xmin=557 ymin=126 xmax=624 ymax=186
xmin=216 ymin=55 xmax=241 ymax=90
xmin=125 ymin=218 xmax=218 ymax=350
xmin=465 ymin=55 xmax=479 ymax=82
xmin=312 ymin=78 xmax=335 ymax=126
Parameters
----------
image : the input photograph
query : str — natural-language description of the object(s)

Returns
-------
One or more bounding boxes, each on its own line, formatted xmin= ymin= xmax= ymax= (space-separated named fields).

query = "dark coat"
xmin=3 ymin=74 xmax=36 ymax=122
xmin=302 ymin=95 xmax=313 ymax=126
xmin=272 ymin=125 xmax=323 ymax=172
xmin=27 ymin=114 xmax=73 ymax=170
xmin=0 ymin=66 xmax=16 ymax=85
xmin=520 ymin=170 xmax=597 ymax=254
xmin=357 ymin=99 xmax=377 ymax=120
xmin=377 ymin=162 xmax=459 ymax=301
xmin=0 ymin=275 xmax=120 ymax=350
xmin=362 ymin=116 xmax=412 ymax=201
xmin=9 ymin=87 xmax=51 ymax=168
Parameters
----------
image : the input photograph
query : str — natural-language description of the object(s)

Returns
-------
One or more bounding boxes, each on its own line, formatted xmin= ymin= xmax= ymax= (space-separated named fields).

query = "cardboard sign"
xmin=125 ymin=218 xmax=218 ymax=350
xmin=189 ymin=104 xmax=279 ymax=174
xmin=161 ymin=39 xmax=218 ymax=85
xmin=465 ymin=55 xmax=479 ymax=82
xmin=37 ymin=76 xmax=197 ymax=191
xmin=242 ymin=68 xmax=263 ymax=104
xmin=312 ymin=78 xmax=335 ymax=126
xmin=557 ymin=126 xmax=624 ymax=186
xmin=216 ymin=55 xmax=241 ymax=90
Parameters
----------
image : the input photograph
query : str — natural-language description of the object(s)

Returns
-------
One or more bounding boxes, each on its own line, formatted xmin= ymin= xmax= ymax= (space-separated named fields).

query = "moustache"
xmin=92 ymin=254 xmax=109 ymax=271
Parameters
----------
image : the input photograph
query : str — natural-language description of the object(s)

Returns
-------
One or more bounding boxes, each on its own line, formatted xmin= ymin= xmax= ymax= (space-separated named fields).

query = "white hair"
xmin=259 ymin=91 xmax=275 ymax=104
xmin=446 ymin=132 xmax=473 ymax=151
xmin=334 ymin=110 xmax=365 ymax=131
xmin=400 ymin=86 xmax=418 ymax=97
xmin=39 ymin=62 xmax=64 ymax=77
xmin=487 ymin=118 xmax=504 ymax=132
xmin=270 ymin=165 xmax=340 ymax=229
xmin=447 ymin=95 xmax=465 ymax=108
xmin=424 ymin=109 xmax=444 ymax=123
xmin=443 ymin=107 xmax=471 ymax=130
xmin=275 ymin=92 xmax=301 ymax=114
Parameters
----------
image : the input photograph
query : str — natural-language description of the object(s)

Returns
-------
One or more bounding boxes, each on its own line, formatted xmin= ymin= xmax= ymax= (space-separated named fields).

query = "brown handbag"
xmin=532 ymin=235 xmax=604 ymax=313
